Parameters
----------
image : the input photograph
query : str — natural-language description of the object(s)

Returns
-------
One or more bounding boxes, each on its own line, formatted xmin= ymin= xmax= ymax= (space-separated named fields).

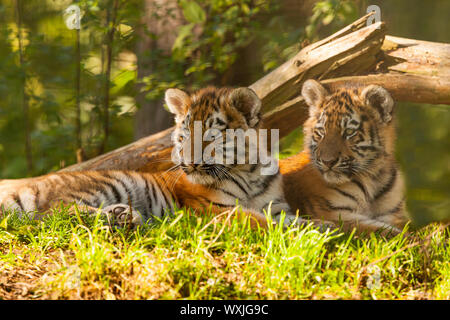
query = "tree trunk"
xmin=15 ymin=0 xmax=33 ymax=173
xmin=98 ymin=0 xmax=119 ymax=155
xmin=75 ymin=28 xmax=84 ymax=163
xmin=134 ymin=0 xmax=182 ymax=139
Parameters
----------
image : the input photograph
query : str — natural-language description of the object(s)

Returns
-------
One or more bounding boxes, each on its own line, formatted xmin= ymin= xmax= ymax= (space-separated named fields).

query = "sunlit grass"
xmin=0 ymin=206 xmax=448 ymax=300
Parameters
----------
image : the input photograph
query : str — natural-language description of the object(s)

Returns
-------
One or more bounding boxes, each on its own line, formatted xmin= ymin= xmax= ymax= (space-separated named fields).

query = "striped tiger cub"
xmin=0 ymin=87 xmax=294 ymax=228
xmin=281 ymin=80 xmax=409 ymax=236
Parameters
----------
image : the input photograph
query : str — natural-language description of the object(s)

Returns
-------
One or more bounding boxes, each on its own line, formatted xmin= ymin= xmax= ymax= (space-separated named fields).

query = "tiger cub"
xmin=0 ymin=87 xmax=294 ymax=228
xmin=281 ymin=80 xmax=409 ymax=236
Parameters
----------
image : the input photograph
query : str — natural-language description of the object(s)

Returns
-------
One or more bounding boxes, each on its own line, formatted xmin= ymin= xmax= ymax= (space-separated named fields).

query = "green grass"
xmin=0 ymin=206 xmax=449 ymax=300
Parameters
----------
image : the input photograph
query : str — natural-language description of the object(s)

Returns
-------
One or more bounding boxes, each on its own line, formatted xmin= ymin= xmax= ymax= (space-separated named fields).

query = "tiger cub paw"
xmin=296 ymin=219 xmax=337 ymax=233
xmin=102 ymin=204 xmax=143 ymax=228
xmin=310 ymin=219 xmax=337 ymax=233
xmin=282 ymin=215 xmax=336 ymax=232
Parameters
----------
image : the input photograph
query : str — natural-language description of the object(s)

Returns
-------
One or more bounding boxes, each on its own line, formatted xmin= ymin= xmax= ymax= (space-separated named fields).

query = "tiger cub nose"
xmin=190 ymin=163 xmax=204 ymax=170
xmin=322 ymin=157 xmax=339 ymax=168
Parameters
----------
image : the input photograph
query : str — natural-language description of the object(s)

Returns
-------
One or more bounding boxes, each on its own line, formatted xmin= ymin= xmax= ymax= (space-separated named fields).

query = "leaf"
xmin=0 ymin=214 xmax=9 ymax=230
xmin=322 ymin=13 xmax=335 ymax=25
xmin=172 ymin=24 xmax=195 ymax=51
xmin=180 ymin=0 xmax=206 ymax=24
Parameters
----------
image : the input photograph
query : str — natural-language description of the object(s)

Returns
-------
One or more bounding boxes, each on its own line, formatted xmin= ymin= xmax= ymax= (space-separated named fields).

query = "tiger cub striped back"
xmin=282 ymin=80 xmax=409 ymax=236
xmin=0 ymin=87 xmax=293 ymax=228
xmin=0 ymin=171 xmax=174 ymax=223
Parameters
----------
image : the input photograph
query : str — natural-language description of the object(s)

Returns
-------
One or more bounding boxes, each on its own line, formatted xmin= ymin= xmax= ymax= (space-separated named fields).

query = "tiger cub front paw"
xmin=102 ymin=204 xmax=143 ymax=228
xmin=309 ymin=219 xmax=337 ymax=233
xmin=292 ymin=218 xmax=337 ymax=233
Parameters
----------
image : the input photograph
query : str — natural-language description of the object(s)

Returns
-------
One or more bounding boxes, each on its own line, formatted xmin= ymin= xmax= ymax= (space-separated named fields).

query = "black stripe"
xmin=373 ymin=125 xmax=383 ymax=149
xmin=121 ymin=172 xmax=136 ymax=205
xmin=58 ymin=173 xmax=74 ymax=188
xmin=80 ymin=199 xmax=95 ymax=208
xmin=215 ymin=118 xmax=226 ymax=127
xmin=78 ymin=173 xmax=103 ymax=191
xmin=79 ymin=191 xmax=100 ymax=207
xmin=303 ymin=198 xmax=315 ymax=216
xmin=342 ymin=103 xmax=353 ymax=113
xmin=210 ymin=201 xmax=231 ymax=208
xmin=374 ymin=168 xmax=397 ymax=201
xmin=261 ymin=198 xmax=284 ymax=215
xmin=66 ymin=193 xmax=95 ymax=208
xmin=45 ymin=180 xmax=56 ymax=203
xmin=352 ymin=148 xmax=365 ymax=157
xmin=376 ymin=200 xmax=404 ymax=217
xmin=13 ymin=193 xmax=24 ymax=211
xmin=227 ymin=174 xmax=249 ymax=196
xmin=331 ymin=187 xmax=358 ymax=202
xmin=80 ymin=173 xmax=121 ymax=205
xmin=66 ymin=193 xmax=81 ymax=203
xmin=159 ymin=184 xmax=172 ymax=210
xmin=101 ymin=181 xmax=122 ymax=203
xmin=252 ymin=171 xmax=279 ymax=198
xmin=358 ymin=145 xmax=377 ymax=152
xmin=369 ymin=125 xmax=376 ymax=144
xmin=144 ymin=179 xmax=154 ymax=216
xmin=213 ymin=94 xmax=221 ymax=111
xmin=387 ymin=200 xmax=404 ymax=214
xmin=318 ymin=196 xmax=354 ymax=212
xmin=353 ymin=133 xmax=364 ymax=144
xmin=351 ymin=179 xmax=369 ymax=199
xmin=196 ymin=195 xmax=227 ymax=209
xmin=149 ymin=179 xmax=159 ymax=209
xmin=218 ymin=187 xmax=243 ymax=201
xmin=79 ymin=188 xmax=98 ymax=198
xmin=79 ymin=185 xmax=106 ymax=207
xmin=236 ymin=173 xmax=252 ymax=192
xmin=73 ymin=174 xmax=110 ymax=204
xmin=32 ymin=185 xmax=40 ymax=210
xmin=104 ymin=172 xmax=130 ymax=203
xmin=372 ymin=103 xmax=385 ymax=121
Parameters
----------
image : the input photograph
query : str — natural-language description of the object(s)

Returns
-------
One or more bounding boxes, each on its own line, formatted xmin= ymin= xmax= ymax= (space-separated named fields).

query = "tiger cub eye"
xmin=315 ymin=127 xmax=325 ymax=136
xmin=344 ymin=128 xmax=356 ymax=137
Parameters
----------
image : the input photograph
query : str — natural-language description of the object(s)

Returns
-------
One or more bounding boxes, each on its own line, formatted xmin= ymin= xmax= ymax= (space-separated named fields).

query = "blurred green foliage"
xmin=0 ymin=0 xmax=448 ymax=223
xmin=0 ymin=0 xmax=140 ymax=175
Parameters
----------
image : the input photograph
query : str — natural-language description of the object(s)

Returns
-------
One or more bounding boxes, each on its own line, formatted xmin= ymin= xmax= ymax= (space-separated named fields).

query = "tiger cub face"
xmin=301 ymin=80 xmax=396 ymax=185
xmin=165 ymin=87 xmax=262 ymax=185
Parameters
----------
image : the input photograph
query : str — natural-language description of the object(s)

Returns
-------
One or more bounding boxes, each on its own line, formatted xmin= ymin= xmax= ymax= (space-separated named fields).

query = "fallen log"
xmin=263 ymin=72 xmax=450 ymax=137
xmin=62 ymin=13 xmax=450 ymax=173
xmin=250 ymin=16 xmax=386 ymax=111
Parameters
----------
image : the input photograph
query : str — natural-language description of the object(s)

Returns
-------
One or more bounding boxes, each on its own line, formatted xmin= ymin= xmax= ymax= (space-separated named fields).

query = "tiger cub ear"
xmin=229 ymin=87 xmax=262 ymax=127
xmin=301 ymin=80 xmax=328 ymax=116
xmin=361 ymin=85 xmax=394 ymax=123
xmin=165 ymin=88 xmax=190 ymax=116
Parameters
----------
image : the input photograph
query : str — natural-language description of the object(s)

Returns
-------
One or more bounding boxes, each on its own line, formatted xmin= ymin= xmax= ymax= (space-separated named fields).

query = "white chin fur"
xmin=322 ymin=171 xmax=351 ymax=185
